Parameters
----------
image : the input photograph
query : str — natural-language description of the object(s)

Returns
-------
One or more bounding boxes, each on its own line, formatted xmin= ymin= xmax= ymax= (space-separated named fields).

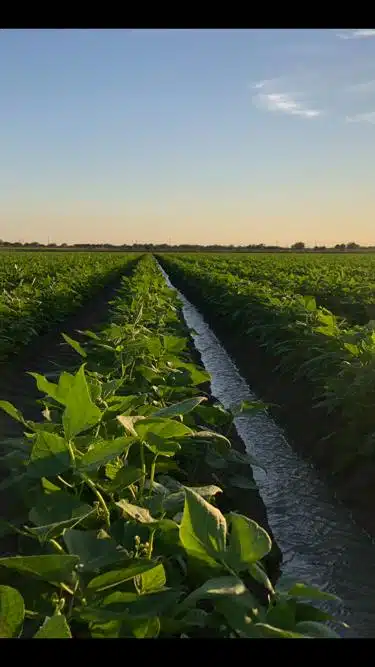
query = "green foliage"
xmin=159 ymin=252 xmax=375 ymax=468
xmin=0 ymin=255 xmax=342 ymax=638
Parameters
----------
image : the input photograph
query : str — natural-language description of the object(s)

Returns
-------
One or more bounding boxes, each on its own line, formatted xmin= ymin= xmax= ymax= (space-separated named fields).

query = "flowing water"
xmin=161 ymin=266 xmax=375 ymax=638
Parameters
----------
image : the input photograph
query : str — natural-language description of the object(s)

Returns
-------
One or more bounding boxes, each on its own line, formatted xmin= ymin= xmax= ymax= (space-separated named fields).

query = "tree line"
xmin=0 ymin=240 xmax=369 ymax=252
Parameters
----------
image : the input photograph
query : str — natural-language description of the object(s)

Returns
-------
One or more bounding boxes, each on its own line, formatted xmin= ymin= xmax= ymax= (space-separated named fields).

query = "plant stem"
xmin=83 ymin=475 xmax=111 ymax=529
xmin=67 ymin=440 xmax=76 ymax=466
xmin=139 ymin=441 xmax=146 ymax=496
xmin=49 ymin=538 xmax=65 ymax=554
xmin=148 ymin=456 xmax=157 ymax=497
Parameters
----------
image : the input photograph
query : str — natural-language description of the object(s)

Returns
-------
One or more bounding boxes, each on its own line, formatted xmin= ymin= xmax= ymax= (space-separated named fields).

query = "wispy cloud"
xmin=346 ymin=111 xmax=375 ymax=124
xmin=252 ymin=81 xmax=322 ymax=119
xmin=345 ymin=79 xmax=375 ymax=94
xmin=336 ymin=29 xmax=375 ymax=40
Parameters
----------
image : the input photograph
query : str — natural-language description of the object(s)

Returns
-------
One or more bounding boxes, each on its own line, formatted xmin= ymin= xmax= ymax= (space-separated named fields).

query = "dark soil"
xmin=160 ymin=266 xmax=375 ymax=539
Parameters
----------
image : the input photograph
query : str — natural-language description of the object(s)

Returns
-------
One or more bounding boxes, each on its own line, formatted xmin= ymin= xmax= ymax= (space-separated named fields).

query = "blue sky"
xmin=1 ymin=28 xmax=375 ymax=246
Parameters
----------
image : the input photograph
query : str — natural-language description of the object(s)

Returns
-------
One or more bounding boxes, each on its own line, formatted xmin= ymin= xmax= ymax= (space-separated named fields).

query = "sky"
xmin=1 ymin=28 xmax=375 ymax=247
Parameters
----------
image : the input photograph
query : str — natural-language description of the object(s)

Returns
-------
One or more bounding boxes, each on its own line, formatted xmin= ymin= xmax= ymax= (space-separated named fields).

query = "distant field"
xmin=0 ymin=251 xmax=135 ymax=360
xmin=159 ymin=251 xmax=375 ymax=476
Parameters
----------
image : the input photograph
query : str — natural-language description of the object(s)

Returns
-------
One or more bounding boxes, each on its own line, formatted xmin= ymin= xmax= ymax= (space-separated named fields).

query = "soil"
xmin=159 ymin=264 xmax=375 ymax=539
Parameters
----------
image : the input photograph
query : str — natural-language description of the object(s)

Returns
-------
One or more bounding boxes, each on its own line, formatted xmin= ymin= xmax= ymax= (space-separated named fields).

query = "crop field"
xmin=158 ymin=253 xmax=375 ymax=480
xmin=0 ymin=253 xmax=342 ymax=638
xmin=0 ymin=251 xmax=138 ymax=361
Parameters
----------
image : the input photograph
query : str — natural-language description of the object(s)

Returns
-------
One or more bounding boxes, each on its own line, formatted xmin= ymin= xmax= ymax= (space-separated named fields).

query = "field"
xmin=0 ymin=252 xmax=139 ymax=361
xmin=161 ymin=255 xmax=375 ymax=474
xmin=0 ymin=250 xmax=370 ymax=638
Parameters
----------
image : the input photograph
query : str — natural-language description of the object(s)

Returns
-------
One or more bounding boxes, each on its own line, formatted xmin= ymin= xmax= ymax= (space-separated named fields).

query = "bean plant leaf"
xmin=28 ymin=431 xmax=71 ymax=478
xmin=287 ymin=582 xmax=340 ymax=602
xmin=135 ymin=417 xmax=193 ymax=440
xmin=253 ymin=623 xmax=309 ymax=639
xmin=153 ymin=397 xmax=207 ymax=418
xmin=63 ymin=530 xmax=122 ymax=572
xmin=0 ymin=586 xmax=25 ymax=638
xmin=33 ymin=614 xmax=72 ymax=638
xmin=61 ymin=333 xmax=87 ymax=358
xmin=62 ymin=365 xmax=102 ymax=439
xmin=28 ymin=492 xmax=94 ymax=540
xmin=109 ymin=466 xmax=144 ymax=491
xmin=226 ymin=513 xmax=272 ymax=571
xmin=117 ymin=415 xmax=145 ymax=437
xmin=0 ymin=400 xmax=26 ymax=425
xmin=137 ymin=563 xmax=166 ymax=594
xmin=179 ymin=487 xmax=227 ymax=567
xmin=145 ymin=435 xmax=181 ymax=457
xmin=0 ymin=555 xmax=79 ymax=583
xmin=115 ymin=500 xmax=156 ymax=524
xmin=177 ymin=576 xmax=248 ymax=613
xmin=78 ymin=437 xmax=133 ymax=470
xmin=87 ymin=561 xmax=159 ymax=593
xmin=295 ymin=621 xmax=340 ymax=638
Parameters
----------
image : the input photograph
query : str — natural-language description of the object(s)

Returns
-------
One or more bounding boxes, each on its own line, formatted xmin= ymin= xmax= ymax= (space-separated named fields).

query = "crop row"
xmin=158 ymin=254 xmax=375 ymax=476
xmin=173 ymin=253 xmax=375 ymax=325
xmin=0 ymin=255 xmax=342 ymax=638
xmin=0 ymin=252 xmax=138 ymax=361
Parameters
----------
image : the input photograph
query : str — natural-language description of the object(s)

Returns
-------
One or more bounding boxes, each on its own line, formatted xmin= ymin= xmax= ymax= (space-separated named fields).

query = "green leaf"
xmin=174 ymin=362 xmax=210 ymax=386
xmin=303 ymin=295 xmax=317 ymax=312
xmin=103 ymin=590 xmax=180 ymax=619
xmin=248 ymin=562 xmax=274 ymax=594
xmin=63 ymin=530 xmax=122 ymax=572
xmin=215 ymin=598 xmax=258 ymax=637
xmin=117 ymin=415 xmax=145 ymax=437
xmin=135 ymin=417 xmax=193 ymax=440
xmin=132 ymin=616 xmax=160 ymax=638
xmin=225 ymin=448 xmax=266 ymax=472
xmin=266 ymin=598 xmax=296 ymax=631
xmin=162 ymin=485 xmax=222 ymax=515
xmin=177 ymin=576 xmax=248 ymax=613
xmin=232 ymin=400 xmax=269 ymax=415
xmin=28 ymin=431 xmax=71 ymax=478
xmin=33 ymin=614 xmax=72 ymax=638
xmin=153 ymin=397 xmax=207 ymax=418
xmin=78 ymin=437 xmax=133 ymax=470
xmin=228 ymin=475 xmax=258 ymax=490
xmin=0 ymin=555 xmax=79 ymax=583
xmin=295 ymin=602 xmax=346 ymax=627
xmin=227 ymin=513 xmax=272 ymax=571
xmin=0 ymin=400 xmax=26 ymax=424
xmin=62 ymin=365 xmax=102 ymax=440
xmin=115 ymin=500 xmax=156 ymax=524
xmin=145 ymin=435 xmax=181 ymax=458
xmin=295 ymin=621 xmax=340 ymax=638
xmin=61 ymin=333 xmax=87 ymax=358
xmin=253 ymin=623 xmax=309 ymax=639
xmin=28 ymin=492 xmax=93 ymax=540
xmin=88 ymin=561 xmax=159 ymax=593
xmin=29 ymin=371 xmax=74 ymax=406
xmin=137 ymin=564 xmax=166 ymax=594
xmin=109 ymin=466 xmax=144 ymax=491
xmin=29 ymin=491 xmax=92 ymax=527
xmin=179 ymin=487 xmax=227 ymax=567
xmin=188 ymin=430 xmax=231 ymax=455
xmin=0 ymin=586 xmax=25 ymax=638
xmin=287 ymin=582 xmax=340 ymax=602
xmin=162 ymin=335 xmax=187 ymax=354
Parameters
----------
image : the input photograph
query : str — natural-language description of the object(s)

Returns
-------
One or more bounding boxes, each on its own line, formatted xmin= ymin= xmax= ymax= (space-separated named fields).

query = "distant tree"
xmin=291 ymin=241 xmax=305 ymax=250
xmin=335 ymin=243 xmax=346 ymax=250
xmin=346 ymin=242 xmax=360 ymax=249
